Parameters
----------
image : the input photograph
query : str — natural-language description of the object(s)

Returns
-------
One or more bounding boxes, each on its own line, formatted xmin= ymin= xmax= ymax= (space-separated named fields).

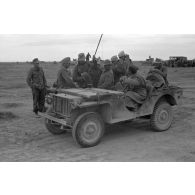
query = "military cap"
xmin=78 ymin=53 xmax=86 ymax=61
xmin=118 ymin=50 xmax=126 ymax=58
xmin=60 ymin=57 xmax=71 ymax=64
xmin=111 ymin=55 xmax=118 ymax=62
xmin=32 ymin=58 xmax=39 ymax=64
xmin=103 ymin=59 xmax=112 ymax=66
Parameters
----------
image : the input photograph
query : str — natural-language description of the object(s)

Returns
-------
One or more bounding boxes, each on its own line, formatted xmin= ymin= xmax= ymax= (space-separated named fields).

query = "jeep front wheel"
xmin=45 ymin=107 xmax=66 ymax=135
xmin=151 ymin=100 xmax=173 ymax=131
xmin=72 ymin=112 xmax=105 ymax=147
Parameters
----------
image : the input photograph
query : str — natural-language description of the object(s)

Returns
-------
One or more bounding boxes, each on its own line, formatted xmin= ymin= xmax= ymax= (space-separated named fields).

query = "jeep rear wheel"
xmin=151 ymin=100 xmax=173 ymax=131
xmin=72 ymin=112 xmax=105 ymax=147
xmin=45 ymin=107 xmax=66 ymax=135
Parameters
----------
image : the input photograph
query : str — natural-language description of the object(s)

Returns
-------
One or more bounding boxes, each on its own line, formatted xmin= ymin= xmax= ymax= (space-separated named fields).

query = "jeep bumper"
xmin=39 ymin=112 xmax=72 ymax=128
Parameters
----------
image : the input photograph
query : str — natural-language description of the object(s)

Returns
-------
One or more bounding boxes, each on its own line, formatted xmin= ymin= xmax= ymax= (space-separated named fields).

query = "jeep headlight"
xmin=46 ymin=95 xmax=53 ymax=105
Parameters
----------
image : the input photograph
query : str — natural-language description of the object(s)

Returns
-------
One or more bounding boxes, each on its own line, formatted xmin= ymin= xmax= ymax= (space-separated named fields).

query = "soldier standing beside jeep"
xmin=56 ymin=57 xmax=76 ymax=89
xmin=26 ymin=58 xmax=47 ymax=117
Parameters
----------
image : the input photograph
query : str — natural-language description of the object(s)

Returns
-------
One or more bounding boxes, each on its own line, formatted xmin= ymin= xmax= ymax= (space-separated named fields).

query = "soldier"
xmin=154 ymin=63 xmax=168 ymax=78
xmin=111 ymin=55 xmax=122 ymax=84
xmin=56 ymin=57 xmax=76 ymax=89
xmin=98 ymin=59 xmax=114 ymax=90
xmin=146 ymin=62 xmax=169 ymax=88
xmin=111 ymin=55 xmax=118 ymax=68
xmin=86 ymin=52 xmax=91 ymax=61
xmin=118 ymin=50 xmax=133 ymax=73
xmin=73 ymin=53 xmax=92 ymax=88
xmin=26 ymin=58 xmax=47 ymax=117
xmin=120 ymin=65 xmax=147 ymax=111
xmin=88 ymin=56 xmax=102 ymax=87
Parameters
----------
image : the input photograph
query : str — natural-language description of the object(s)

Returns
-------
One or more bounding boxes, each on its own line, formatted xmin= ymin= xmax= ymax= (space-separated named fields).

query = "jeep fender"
xmin=71 ymin=102 xmax=112 ymax=124
xmin=155 ymin=94 xmax=177 ymax=106
xmin=138 ymin=93 xmax=177 ymax=117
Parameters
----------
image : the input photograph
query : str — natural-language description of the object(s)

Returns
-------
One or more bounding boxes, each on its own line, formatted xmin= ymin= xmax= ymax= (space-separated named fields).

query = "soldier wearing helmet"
xmin=111 ymin=55 xmax=122 ymax=84
xmin=118 ymin=50 xmax=133 ymax=73
xmin=73 ymin=53 xmax=92 ymax=88
xmin=120 ymin=64 xmax=147 ymax=111
xmin=88 ymin=55 xmax=102 ymax=87
xmin=111 ymin=55 xmax=119 ymax=69
xmin=98 ymin=59 xmax=114 ymax=89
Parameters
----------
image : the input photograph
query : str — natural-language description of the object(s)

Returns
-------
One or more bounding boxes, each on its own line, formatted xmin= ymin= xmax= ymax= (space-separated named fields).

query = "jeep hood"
xmin=57 ymin=88 xmax=124 ymax=99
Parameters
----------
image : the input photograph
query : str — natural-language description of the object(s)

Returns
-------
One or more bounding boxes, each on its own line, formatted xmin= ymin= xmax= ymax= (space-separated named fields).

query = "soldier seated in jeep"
xmin=146 ymin=62 xmax=168 ymax=89
xmin=73 ymin=53 xmax=92 ymax=88
xmin=117 ymin=65 xmax=147 ymax=111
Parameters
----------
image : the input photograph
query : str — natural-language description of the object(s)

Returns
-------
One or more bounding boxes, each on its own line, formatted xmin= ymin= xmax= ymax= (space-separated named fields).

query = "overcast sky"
xmin=0 ymin=34 xmax=195 ymax=61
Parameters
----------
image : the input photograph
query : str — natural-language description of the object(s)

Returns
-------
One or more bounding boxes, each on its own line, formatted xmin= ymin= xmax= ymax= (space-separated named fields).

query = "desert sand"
xmin=0 ymin=62 xmax=195 ymax=161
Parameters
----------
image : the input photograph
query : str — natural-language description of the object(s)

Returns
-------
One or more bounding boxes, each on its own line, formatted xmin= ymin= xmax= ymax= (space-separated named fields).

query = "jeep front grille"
xmin=53 ymin=96 xmax=71 ymax=116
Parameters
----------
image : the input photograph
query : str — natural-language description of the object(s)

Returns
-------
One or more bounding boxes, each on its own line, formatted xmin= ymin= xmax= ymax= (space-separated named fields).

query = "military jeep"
xmin=40 ymin=86 xmax=182 ymax=147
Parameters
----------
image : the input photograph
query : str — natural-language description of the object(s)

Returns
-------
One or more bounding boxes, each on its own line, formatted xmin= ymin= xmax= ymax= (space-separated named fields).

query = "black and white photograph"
xmin=0 ymin=0 xmax=194 ymax=194
xmin=0 ymin=34 xmax=194 ymax=161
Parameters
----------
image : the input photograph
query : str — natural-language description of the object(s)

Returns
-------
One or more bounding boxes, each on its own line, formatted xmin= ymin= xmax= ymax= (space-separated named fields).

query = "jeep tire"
xmin=45 ymin=107 xmax=66 ymax=135
xmin=151 ymin=100 xmax=173 ymax=131
xmin=72 ymin=112 xmax=105 ymax=147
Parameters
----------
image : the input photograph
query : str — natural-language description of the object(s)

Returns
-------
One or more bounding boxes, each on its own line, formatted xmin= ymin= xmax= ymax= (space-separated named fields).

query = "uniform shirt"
xmin=114 ymin=60 xmax=126 ymax=75
xmin=122 ymin=73 xmax=147 ymax=103
xmin=98 ymin=69 xmax=114 ymax=89
xmin=112 ymin=59 xmax=133 ymax=83
xmin=73 ymin=62 xmax=91 ymax=88
xmin=112 ymin=61 xmax=126 ymax=83
xmin=26 ymin=67 xmax=47 ymax=89
xmin=56 ymin=66 xmax=76 ymax=88
xmin=119 ymin=57 xmax=133 ymax=72
xmin=124 ymin=74 xmax=146 ymax=89
xmin=88 ymin=64 xmax=102 ymax=87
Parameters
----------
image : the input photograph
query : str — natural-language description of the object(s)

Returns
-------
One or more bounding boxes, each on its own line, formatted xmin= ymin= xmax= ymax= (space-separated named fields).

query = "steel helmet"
xmin=118 ymin=51 xmax=126 ymax=58
xmin=78 ymin=53 xmax=86 ymax=61
xmin=111 ymin=55 xmax=118 ymax=62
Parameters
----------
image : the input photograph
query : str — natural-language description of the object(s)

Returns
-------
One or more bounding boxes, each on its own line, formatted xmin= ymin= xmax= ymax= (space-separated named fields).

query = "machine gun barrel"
xmin=94 ymin=34 xmax=103 ymax=57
